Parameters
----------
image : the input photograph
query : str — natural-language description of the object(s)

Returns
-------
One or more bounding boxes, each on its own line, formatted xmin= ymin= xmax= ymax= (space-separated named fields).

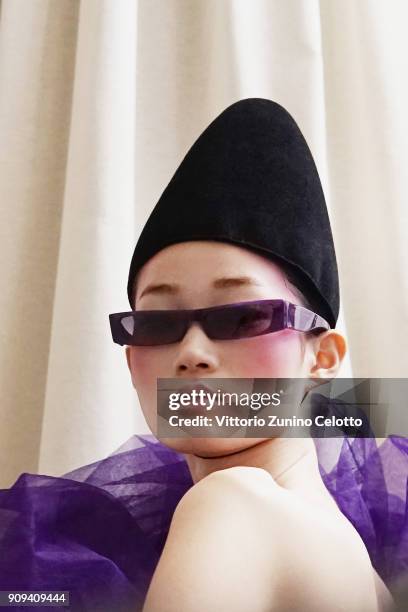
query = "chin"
xmin=157 ymin=436 xmax=265 ymax=458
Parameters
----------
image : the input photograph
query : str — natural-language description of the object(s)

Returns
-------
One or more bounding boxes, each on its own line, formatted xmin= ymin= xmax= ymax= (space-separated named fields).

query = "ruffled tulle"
xmin=1 ymin=428 xmax=408 ymax=610
xmin=0 ymin=436 xmax=192 ymax=611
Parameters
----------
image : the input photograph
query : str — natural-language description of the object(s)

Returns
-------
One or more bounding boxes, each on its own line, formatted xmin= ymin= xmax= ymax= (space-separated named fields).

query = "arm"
xmin=142 ymin=466 xmax=380 ymax=612
xmin=142 ymin=467 xmax=279 ymax=612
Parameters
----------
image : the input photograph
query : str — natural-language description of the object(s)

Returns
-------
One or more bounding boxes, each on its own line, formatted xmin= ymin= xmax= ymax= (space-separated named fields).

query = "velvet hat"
xmin=127 ymin=98 xmax=339 ymax=327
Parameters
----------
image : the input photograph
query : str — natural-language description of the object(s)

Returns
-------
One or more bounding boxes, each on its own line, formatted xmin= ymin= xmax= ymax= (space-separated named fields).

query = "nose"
xmin=173 ymin=322 xmax=219 ymax=375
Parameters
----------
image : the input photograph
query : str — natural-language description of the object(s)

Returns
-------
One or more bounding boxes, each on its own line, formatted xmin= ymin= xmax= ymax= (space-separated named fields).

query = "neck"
xmin=183 ymin=437 xmax=321 ymax=487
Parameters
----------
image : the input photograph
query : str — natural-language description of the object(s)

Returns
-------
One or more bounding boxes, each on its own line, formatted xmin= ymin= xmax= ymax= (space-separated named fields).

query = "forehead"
xmin=135 ymin=241 xmax=290 ymax=297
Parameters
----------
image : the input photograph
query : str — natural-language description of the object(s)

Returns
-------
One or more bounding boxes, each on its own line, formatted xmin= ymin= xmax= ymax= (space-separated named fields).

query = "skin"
xmin=125 ymin=240 xmax=394 ymax=612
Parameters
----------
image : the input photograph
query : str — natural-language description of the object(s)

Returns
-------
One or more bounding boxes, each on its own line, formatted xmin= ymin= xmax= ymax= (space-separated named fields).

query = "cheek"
xmin=227 ymin=331 xmax=303 ymax=377
xmin=128 ymin=347 xmax=172 ymax=424
xmin=129 ymin=347 xmax=169 ymax=383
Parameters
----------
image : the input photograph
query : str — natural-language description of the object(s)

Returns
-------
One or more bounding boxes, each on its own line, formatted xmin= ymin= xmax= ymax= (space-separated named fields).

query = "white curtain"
xmin=1 ymin=0 xmax=407 ymax=487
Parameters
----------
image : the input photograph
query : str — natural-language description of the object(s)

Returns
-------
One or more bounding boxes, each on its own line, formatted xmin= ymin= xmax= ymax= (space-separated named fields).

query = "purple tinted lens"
xmin=203 ymin=302 xmax=277 ymax=340
xmin=120 ymin=311 xmax=187 ymax=346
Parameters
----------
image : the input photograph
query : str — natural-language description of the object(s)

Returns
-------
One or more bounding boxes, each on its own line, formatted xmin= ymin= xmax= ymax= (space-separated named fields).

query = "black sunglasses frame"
xmin=109 ymin=299 xmax=330 ymax=347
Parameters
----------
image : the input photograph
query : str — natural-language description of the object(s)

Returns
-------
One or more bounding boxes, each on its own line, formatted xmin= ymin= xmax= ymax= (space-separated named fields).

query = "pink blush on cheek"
xmin=128 ymin=349 xmax=158 ymax=386
xmin=230 ymin=332 xmax=303 ymax=378
xmin=128 ymin=345 xmax=176 ymax=390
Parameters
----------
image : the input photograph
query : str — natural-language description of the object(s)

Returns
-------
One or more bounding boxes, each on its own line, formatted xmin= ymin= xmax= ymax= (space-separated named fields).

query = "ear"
xmin=308 ymin=331 xmax=347 ymax=378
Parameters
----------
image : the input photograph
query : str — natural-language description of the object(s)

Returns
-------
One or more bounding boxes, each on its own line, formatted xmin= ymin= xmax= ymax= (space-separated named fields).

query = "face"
xmin=126 ymin=241 xmax=317 ymax=457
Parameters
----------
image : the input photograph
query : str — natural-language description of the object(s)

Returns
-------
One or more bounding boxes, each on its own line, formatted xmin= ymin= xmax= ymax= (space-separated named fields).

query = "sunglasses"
xmin=109 ymin=299 xmax=330 ymax=347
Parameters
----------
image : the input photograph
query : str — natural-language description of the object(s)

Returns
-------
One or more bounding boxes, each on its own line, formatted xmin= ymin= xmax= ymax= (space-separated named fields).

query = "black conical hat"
xmin=127 ymin=98 xmax=339 ymax=327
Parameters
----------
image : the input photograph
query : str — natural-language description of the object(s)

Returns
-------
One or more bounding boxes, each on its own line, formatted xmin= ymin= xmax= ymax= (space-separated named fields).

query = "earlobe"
xmin=309 ymin=331 xmax=347 ymax=378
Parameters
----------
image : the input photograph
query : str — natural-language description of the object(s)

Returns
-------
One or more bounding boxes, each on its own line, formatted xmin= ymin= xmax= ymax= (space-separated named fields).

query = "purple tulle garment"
xmin=1 ymin=418 xmax=408 ymax=610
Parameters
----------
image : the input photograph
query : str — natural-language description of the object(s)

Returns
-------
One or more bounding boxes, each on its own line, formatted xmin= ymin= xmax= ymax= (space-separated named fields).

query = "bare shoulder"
xmin=143 ymin=467 xmax=280 ymax=612
xmin=176 ymin=465 xmax=278 ymax=508
xmin=144 ymin=467 xmax=385 ymax=612
xmin=178 ymin=467 xmax=385 ymax=611
xmin=184 ymin=464 xmax=278 ymax=493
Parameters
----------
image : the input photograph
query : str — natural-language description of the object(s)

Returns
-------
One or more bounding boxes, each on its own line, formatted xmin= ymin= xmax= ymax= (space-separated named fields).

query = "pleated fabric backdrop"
xmin=0 ymin=0 xmax=407 ymax=487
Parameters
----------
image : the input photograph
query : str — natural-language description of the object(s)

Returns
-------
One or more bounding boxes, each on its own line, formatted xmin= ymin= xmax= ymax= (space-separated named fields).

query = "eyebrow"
xmin=138 ymin=276 xmax=263 ymax=300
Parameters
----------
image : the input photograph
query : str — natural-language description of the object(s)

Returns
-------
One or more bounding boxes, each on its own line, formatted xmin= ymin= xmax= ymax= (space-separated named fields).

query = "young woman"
xmin=124 ymin=242 xmax=392 ymax=612
xmin=119 ymin=98 xmax=394 ymax=611
xmin=0 ymin=99 xmax=404 ymax=611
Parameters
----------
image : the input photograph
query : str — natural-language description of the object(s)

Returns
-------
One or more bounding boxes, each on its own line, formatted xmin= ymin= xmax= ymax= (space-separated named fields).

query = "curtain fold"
xmin=0 ymin=0 xmax=81 ymax=486
xmin=1 ymin=0 xmax=407 ymax=487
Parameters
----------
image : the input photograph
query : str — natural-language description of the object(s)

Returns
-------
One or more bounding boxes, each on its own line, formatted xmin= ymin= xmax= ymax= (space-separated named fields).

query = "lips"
xmin=158 ymin=379 xmax=253 ymax=416
xmin=177 ymin=382 xmax=217 ymax=396
xmin=176 ymin=384 xmax=216 ymax=413
xmin=175 ymin=383 xmax=246 ymax=418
